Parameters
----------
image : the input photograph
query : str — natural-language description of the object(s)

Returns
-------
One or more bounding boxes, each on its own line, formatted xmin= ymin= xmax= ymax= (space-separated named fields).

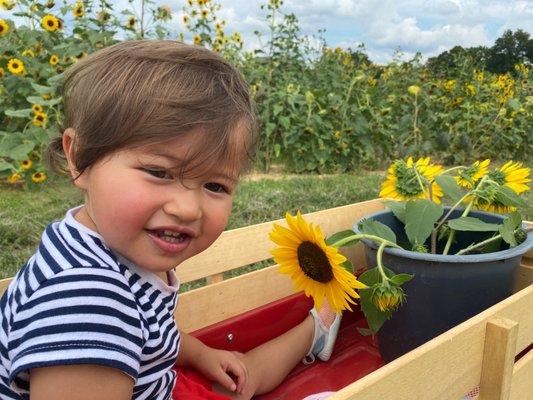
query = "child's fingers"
xmin=225 ymin=357 xmax=248 ymax=394
xmin=215 ymin=368 xmax=238 ymax=392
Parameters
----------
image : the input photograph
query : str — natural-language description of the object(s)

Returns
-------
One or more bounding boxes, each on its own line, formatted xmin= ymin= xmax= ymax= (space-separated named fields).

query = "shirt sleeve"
xmin=7 ymin=266 xmax=143 ymax=393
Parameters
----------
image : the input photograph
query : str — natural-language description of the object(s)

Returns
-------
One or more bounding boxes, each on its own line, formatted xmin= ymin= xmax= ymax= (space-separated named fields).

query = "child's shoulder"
xmin=5 ymin=211 xmax=133 ymax=308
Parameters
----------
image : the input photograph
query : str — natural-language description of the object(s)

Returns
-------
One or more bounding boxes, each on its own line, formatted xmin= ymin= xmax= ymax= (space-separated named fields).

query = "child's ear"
xmin=62 ymin=128 xmax=88 ymax=189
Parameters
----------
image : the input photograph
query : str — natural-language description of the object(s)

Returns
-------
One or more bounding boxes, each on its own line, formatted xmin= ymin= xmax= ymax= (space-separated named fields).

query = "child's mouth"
xmin=152 ymin=229 xmax=188 ymax=244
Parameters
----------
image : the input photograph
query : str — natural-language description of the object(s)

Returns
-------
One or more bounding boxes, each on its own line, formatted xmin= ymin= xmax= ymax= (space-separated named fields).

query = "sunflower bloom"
xmin=7 ymin=173 xmax=22 ymax=184
xmin=193 ymin=34 xmax=202 ymax=45
xmin=32 ymin=172 xmax=47 ymax=183
xmin=21 ymin=159 xmax=32 ymax=170
xmin=408 ymin=85 xmax=420 ymax=96
xmin=474 ymin=161 xmax=530 ymax=213
xmin=7 ymin=58 xmax=25 ymax=75
xmin=270 ymin=211 xmax=366 ymax=313
xmin=49 ymin=54 xmax=59 ymax=65
xmin=380 ymin=157 xmax=444 ymax=203
xmin=32 ymin=112 xmax=48 ymax=127
xmin=0 ymin=19 xmax=8 ymax=37
xmin=127 ymin=16 xmax=136 ymax=28
xmin=455 ymin=159 xmax=490 ymax=189
xmin=41 ymin=15 xmax=60 ymax=32
xmin=73 ymin=2 xmax=84 ymax=18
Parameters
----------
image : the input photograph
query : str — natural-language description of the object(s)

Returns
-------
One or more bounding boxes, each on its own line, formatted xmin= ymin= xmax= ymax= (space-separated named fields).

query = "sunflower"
xmin=474 ymin=161 xmax=530 ymax=213
xmin=1 ymin=0 xmax=15 ymax=11
xmin=455 ymin=159 xmax=490 ymax=189
xmin=21 ymin=159 xmax=32 ymax=170
xmin=380 ymin=157 xmax=444 ymax=203
xmin=127 ymin=16 xmax=136 ymax=28
xmin=41 ymin=14 xmax=60 ymax=32
xmin=182 ymin=14 xmax=189 ymax=25
xmin=7 ymin=58 xmax=25 ymax=75
xmin=73 ymin=2 xmax=84 ymax=18
xmin=270 ymin=211 xmax=366 ymax=313
xmin=193 ymin=34 xmax=202 ymax=45
xmin=49 ymin=54 xmax=59 ymax=65
xmin=22 ymin=49 xmax=35 ymax=58
xmin=200 ymin=8 xmax=208 ymax=18
xmin=32 ymin=112 xmax=48 ymax=127
xmin=7 ymin=173 xmax=22 ymax=184
xmin=32 ymin=172 xmax=47 ymax=183
xmin=0 ymin=19 xmax=8 ymax=37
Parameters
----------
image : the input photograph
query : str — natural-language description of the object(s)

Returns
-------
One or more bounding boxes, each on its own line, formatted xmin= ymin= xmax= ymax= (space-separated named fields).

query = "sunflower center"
xmin=47 ymin=20 xmax=54 ymax=26
xmin=297 ymin=241 xmax=334 ymax=283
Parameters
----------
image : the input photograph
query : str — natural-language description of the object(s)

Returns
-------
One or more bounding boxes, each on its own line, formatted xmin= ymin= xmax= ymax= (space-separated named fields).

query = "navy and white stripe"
xmin=0 ymin=207 xmax=180 ymax=399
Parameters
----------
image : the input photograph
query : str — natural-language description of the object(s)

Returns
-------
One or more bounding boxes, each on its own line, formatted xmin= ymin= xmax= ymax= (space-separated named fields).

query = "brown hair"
xmin=47 ymin=40 xmax=257 ymax=179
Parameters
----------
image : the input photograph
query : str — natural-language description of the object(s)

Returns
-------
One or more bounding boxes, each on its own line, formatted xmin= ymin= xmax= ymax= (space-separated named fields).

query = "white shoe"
xmin=303 ymin=308 xmax=342 ymax=364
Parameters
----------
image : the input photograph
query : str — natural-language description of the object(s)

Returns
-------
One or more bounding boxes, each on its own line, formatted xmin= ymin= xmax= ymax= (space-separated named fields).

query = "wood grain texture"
xmin=330 ymin=286 xmax=533 ymax=400
xmin=478 ymin=318 xmax=518 ymax=400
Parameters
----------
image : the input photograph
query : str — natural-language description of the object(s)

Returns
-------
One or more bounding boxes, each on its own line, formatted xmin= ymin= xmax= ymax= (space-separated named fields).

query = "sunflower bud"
xmin=408 ymin=85 xmax=421 ymax=96
xmin=411 ymin=242 xmax=428 ymax=253
xmin=371 ymin=283 xmax=405 ymax=312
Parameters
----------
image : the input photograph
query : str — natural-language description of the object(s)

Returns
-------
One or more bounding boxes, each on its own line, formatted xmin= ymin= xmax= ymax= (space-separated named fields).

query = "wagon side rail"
xmin=331 ymin=285 xmax=533 ymax=400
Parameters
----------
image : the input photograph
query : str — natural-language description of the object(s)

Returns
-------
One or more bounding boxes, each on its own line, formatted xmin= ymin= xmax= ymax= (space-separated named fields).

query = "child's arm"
xmin=29 ymin=364 xmax=134 ymax=400
xmin=177 ymin=331 xmax=248 ymax=394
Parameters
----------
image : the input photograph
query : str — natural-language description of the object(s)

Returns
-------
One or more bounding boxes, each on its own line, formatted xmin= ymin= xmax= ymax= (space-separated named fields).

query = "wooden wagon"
xmin=1 ymin=198 xmax=532 ymax=399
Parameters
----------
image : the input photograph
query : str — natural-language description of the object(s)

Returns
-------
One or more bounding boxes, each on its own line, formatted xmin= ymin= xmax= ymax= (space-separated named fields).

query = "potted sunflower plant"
xmin=270 ymin=158 xmax=532 ymax=362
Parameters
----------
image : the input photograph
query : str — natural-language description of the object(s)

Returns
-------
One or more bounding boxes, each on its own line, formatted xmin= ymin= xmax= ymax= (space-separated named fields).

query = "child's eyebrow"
xmin=148 ymin=151 xmax=239 ymax=183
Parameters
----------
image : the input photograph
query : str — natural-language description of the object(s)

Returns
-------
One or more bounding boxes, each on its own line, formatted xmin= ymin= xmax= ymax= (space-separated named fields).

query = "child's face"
xmin=67 ymin=130 xmax=240 ymax=273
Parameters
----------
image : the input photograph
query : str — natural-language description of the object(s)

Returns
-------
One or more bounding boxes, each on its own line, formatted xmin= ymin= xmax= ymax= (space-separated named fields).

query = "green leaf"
xmin=505 ymin=211 xmax=522 ymax=230
xmin=326 ymin=229 xmax=359 ymax=247
xmin=499 ymin=216 xmax=518 ymax=247
xmin=26 ymin=96 xmax=47 ymax=105
xmin=0 ymin=160 xmax=14 ymax=171
xmin=404 ymin=200 xmax=443 ymax=246
xmin=495 ymin=186 xmax=529 ymax=209
xmin=435 ymin=175 xmax=463 ymax=202
xmin=273 ymin=103 xmax=283 ymax=116
xmin=9 ymin=142 xmax=35 ymax=160
xmin=389 ymin=273 xmax=413 ymax=286
xmin=386 ymin=200 xmax=406 ymax=223
xmin=447 ymin=217 xmax=501 ymax=232
xmin=358 ymin=219 xmax=397 ymax=244
xmin=30 ymin=83 xmax=52 ymax=94
xmin=356 ymin=327 xmax=373 ymax=336
xmin=4 ymin=109 xmax=32 ymax=118
xmin=359 ymin=286 xmax=392 ymax=333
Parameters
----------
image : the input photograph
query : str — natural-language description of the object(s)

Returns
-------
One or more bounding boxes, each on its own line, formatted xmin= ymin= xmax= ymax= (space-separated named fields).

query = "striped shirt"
xmin=0 ymin=206 xmax=181 ymax=400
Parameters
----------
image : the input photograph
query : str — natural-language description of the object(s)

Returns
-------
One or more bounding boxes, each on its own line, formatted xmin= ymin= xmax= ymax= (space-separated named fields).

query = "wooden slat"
xmin=478 ymin=318 xmax=518 ymax=400
xmin=175 ymin=199 xmax=386 ymax=283
xmin=0 ymin=278 xmax=11 ymax=296
xmin=330 ymin=286 xmax=533 ymax=400
xmin=175 ymin=265 xmax=295 ymax=332
xmin=509 ymin=349 xmax=533 ymax=400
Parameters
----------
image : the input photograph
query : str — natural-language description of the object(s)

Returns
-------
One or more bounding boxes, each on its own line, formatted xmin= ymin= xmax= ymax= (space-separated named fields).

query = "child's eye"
xmin=144 ymin=169 xmax=172 ymax=180
xmin=204 ymin=182 xmax=229 ymax=194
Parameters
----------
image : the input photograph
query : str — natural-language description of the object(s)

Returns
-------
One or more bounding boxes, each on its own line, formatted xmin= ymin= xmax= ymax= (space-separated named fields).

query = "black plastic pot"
xmin=354 ymin=207 xmax=533 ymax=362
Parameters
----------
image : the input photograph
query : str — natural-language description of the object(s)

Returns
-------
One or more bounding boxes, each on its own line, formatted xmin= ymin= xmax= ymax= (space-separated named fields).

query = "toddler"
xmin=0 ymin=40 xmax=341 ymax=400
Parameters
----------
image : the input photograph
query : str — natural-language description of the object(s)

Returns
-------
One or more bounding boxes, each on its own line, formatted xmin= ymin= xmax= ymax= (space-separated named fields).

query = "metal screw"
xmin=226 ymin=333 xmax=234 ymax=342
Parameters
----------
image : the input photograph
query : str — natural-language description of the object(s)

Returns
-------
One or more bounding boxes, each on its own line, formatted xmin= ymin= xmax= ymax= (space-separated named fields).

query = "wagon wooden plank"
xmin=329 ymin=286 xmax=533 ymax=400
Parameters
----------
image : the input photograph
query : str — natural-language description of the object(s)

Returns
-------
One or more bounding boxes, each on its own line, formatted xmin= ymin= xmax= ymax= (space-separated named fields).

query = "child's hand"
xmin=196 ymin=347 xmax=248 ymax=394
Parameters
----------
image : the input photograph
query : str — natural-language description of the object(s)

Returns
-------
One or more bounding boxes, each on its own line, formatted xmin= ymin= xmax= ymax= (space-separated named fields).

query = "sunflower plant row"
xmin=1 ymin=0 xmax=532 ymax=186
xmin=270 ymin=158 xmax=531 ymax=333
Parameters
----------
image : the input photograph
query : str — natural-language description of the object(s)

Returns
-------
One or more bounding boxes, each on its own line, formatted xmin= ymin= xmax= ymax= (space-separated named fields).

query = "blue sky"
xmin=2 ymin=0 xmax=532 ymax=64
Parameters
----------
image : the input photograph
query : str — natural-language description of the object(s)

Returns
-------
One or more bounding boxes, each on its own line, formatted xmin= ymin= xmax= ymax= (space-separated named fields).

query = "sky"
xmin=2 ymin=0 xmax=532 ymax=64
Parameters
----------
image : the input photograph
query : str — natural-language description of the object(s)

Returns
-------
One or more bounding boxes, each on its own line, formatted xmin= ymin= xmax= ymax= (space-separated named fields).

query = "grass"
xmin=0 ymin=171 xmax=383 ymax=279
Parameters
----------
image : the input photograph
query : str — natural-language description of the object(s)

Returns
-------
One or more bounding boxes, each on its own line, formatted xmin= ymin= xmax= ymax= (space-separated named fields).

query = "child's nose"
xmin=163 ymin=187 xmax=203 ymax=222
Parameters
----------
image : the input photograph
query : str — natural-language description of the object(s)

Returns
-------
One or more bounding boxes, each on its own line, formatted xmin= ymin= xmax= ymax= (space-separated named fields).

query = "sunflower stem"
xmin=443 ymin=199 xmax=475 ymax=255
xmin=331 ymin=234 xmax=401 ymax=250
xmin=440 ymin=166 xmax=466 ymax=176
xmin=376 ymin=242 xmax=390 ymax=282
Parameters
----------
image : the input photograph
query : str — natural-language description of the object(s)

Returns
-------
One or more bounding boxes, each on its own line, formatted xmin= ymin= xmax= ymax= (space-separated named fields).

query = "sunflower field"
xmin=0 ymin=0 xmax=531 ymax=187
